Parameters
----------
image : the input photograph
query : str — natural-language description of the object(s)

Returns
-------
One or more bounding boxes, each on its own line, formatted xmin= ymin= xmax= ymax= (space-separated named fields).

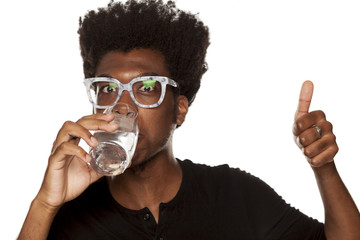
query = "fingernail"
xmin=110 ymin=122 xmax=118 ymax=128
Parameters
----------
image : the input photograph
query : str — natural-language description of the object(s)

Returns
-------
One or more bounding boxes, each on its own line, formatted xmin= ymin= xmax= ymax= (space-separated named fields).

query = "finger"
xmin=293 ymin=110 xmax=326 ymax=136
xmin=53 ymin=115 xmax=118 ymax=152
xmin=306 ymin=144 xmax=338 ymax=167
xmin=82 ymin=112 xmax=115 ymax=121
xmin=295 ymin=80 xmax=314 ymax=121
xmin=50 ymin=142 xmax=91 ymax=170
xmin=52 ymin=121 xmax=98 ymax=153
xmin=89 ymin=168 xmax=103 ymax=183
xmin=76 ymin=117 xmax=118 ymax=132
xmin=296 ymin=127 xmax=321 ymax=148
xmin=302 ymin=133 xmax=336 ymax=158
xmin=296 ymin=120 xmax=333 ymax=147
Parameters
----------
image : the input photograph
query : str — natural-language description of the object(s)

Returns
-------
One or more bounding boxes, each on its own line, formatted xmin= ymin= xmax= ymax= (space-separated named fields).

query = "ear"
xmin=176 ymin=95 xmax=189 ymax=126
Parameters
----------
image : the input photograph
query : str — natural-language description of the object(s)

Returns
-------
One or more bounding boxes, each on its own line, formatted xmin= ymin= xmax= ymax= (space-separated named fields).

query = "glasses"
xmin=83 ymin=76 xmax=178 ymax=109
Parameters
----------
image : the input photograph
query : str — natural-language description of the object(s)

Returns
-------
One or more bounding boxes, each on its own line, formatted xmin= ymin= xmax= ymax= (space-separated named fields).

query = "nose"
xmin=112 ymin=90 xmax=138 ymax=115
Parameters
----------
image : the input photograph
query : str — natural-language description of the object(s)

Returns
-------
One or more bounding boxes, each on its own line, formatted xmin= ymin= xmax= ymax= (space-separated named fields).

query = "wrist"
xmin=312 ymin=161 xmax=337 ymax=179
xmin=18 ymin=197 xmax=60 ymax=240
xmin=32 ymin=196 xmax=61 ymax=216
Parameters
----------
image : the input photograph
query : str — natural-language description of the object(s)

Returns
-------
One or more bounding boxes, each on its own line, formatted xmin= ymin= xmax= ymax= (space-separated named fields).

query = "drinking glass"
xmin=89 ymin=103 xmax=138 ymax=176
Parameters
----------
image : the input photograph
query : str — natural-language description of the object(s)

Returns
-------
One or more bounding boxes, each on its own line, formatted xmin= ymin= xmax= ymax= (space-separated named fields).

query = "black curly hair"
xmin=78 ymin=0 xmax=210 ymax=106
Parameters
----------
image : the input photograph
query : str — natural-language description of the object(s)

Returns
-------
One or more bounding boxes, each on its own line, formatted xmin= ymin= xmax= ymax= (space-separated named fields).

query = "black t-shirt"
xmin=48 ymin=159 xmax=325 ymax=240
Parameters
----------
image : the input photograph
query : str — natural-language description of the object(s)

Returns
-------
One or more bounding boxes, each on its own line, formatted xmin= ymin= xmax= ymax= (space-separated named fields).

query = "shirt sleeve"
xmin=213 ymin=165 xmax=326 ymax=240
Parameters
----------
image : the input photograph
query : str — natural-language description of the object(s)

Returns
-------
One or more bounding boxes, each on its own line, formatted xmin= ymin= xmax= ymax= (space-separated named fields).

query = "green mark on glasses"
xmin=109 ymin=82 xmax=118 ymax=89
xmin=143 ymin=80 xmax=156 ymax=88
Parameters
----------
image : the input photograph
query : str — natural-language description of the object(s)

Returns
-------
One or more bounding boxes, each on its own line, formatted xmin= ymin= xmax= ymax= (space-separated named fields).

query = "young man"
xmin=19 ymin=0 xmax=360 ymax=239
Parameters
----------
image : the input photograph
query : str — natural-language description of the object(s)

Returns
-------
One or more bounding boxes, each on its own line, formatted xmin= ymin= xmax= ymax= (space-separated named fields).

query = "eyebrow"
xmin=96 ymin=72 xmax=160 ymax=79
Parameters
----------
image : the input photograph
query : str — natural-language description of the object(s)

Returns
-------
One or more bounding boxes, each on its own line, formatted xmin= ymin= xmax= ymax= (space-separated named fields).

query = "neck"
xmin=107 ymin=148 xmax=182 ymax=220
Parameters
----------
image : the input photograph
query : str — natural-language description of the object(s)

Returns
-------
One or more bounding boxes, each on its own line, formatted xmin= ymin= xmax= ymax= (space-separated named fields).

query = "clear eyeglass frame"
xmin=83 ymin=76 xmax=178 ymax=109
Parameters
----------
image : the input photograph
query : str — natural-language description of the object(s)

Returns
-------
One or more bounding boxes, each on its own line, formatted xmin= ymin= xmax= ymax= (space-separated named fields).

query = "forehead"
xmin=95 ymin=49 xmax=171 ymax=82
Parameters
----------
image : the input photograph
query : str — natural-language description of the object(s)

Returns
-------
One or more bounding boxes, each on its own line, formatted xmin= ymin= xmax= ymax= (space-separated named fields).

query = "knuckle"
xmin=310 ymin=158 xmax=322 ymax=167
xmin=62 ymin=120 xmax=74 ymax=129
xmin=57 ymin=142 xmax=69 ymax=151
xmin=297 ymin=121 xmax=304 ymax=130
xmin=73 ymin=146 xmax=83 ymax=156
xmin=76 ymin=116 xmax=88 ymax=124
xmin=316 ymin=110 xmax=326 ymax=119
xmin=303 ymin=147 xmax=312 ymax=157
xmin=323 ymin=133 xmax=336 ymax=145
xmin=299 ymin=135 xmax=306 ymax=146
xmin=294 ymin=121 xmax=303 ymax=134
xmin=331 ymin=144 xmax=339 ymax=154
xmin=328 ymin=134 xmax=336 ymax=143
xmin=52 ymin=142 xmax=84 ymax=157
xmin=323 ymin=121 xmax=333 ymax=131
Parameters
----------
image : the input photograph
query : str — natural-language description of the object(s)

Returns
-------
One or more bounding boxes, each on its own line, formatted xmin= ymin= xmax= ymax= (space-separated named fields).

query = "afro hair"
xmin=78 ymin=0 xmax=210 ymax=106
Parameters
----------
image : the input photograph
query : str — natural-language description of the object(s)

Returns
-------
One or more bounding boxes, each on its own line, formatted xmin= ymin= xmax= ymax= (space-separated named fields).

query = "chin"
xmin=127 ymin=152 xmax=153 ymax=172
xmin=128 ymin=160 xmax=150 ymax=173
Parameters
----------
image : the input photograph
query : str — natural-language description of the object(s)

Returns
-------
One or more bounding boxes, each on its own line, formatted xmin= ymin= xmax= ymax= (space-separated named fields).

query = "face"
xmin=95 ymin=49 xmax=188 ymax=168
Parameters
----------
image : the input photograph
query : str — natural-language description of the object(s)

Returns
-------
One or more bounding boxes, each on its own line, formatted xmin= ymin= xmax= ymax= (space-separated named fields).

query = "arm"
xmin=18 ymin=113 xmax=117 ymax=240
xmin=293 ymin=81 xmax=360 ymax=240
xmin=18 ymin=198 xmax=59 ymax=240
xmin=313 ymin=162 xmax=360 ymax=239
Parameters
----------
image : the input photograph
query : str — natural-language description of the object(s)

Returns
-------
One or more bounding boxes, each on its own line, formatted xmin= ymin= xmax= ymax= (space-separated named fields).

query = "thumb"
xmin=295 ymin=80 xmax=314 ymax=120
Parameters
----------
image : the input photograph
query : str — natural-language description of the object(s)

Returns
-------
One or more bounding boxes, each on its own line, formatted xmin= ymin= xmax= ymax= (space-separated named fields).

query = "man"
xmin=19 ymin=0 xmax=360 ymax=239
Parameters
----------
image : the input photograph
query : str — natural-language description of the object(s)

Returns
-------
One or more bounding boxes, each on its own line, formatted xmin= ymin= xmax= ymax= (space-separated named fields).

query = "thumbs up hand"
xmin=293 ymin=81 xmax=338 ymax=167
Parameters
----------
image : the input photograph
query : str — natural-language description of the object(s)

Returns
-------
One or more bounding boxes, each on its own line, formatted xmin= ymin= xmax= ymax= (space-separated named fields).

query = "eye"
xmin=101 ymin=82 xmax=118 ymax=93
xmin=139 ymin=80 xmax=157 ymax=92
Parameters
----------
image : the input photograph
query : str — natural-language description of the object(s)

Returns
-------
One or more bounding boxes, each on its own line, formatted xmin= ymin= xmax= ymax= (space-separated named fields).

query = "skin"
xmin=18 ymin=52 xmax=359 ymax=239
xmin=94 ymin=49 xmax=189 ymax=222
xmin=18 ymin=49 xmax=188 ymax=239
xmin=293 ymin=81 xmax=360 ymax=239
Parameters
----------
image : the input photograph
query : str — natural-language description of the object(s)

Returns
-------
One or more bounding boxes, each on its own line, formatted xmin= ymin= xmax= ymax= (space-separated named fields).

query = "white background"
xmin=1 ymin=0 xmax=359 ymax=239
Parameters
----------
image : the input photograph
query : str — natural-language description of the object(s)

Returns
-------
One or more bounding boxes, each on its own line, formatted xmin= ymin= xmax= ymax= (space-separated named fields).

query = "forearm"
xmin=18 ymin=198 xmax=59 ymax=240
xmin=313 ymin=162 xmax=360 ymax=240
